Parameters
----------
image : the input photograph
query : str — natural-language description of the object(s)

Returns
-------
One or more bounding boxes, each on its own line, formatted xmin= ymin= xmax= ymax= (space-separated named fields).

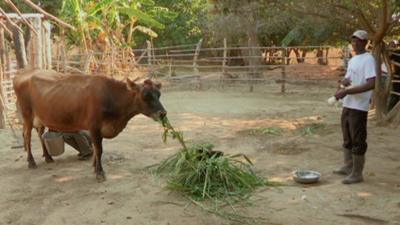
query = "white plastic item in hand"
xmin=327 ymin=96 xmax=343 ymax=107
xmin=327 ymin=96 xmax=337 ymax=105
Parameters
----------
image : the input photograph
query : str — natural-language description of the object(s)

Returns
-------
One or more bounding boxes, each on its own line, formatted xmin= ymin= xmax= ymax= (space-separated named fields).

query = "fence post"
xmin=247 ymin=37 xmax=254 ymax=92
xmin=0 ymin=28 xmax=5 ymax=74
xmin=146 ymin=40 xmax=152 ymax=73
xmin=83 ymin=51 xmax=93 ymax=74
xmin=43 ymin=21 xmax=52 ymax=70
xmin=0 ymin=94 xmax=5 ymax=129
xmin=60 ymin=29 xmax=67 ymax=73
xmin=0 ymin=29 xmax=4 ymax=128
xmin=12 ymin=27 xmax=28 ymax=69
xmin=281 ymin=65 xmax=286 ymax=93
xmin=32 ymin=17 xmax=43 ymax=69
xmin=222 ymin=38 xmax=227 ymax=75
xmin=193 ymin=38 xmax=203 ymax=74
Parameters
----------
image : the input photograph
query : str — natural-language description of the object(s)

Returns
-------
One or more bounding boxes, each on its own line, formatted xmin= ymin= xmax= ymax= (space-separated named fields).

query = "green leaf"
xmin=119 ymin=7 xmax=165 ymax=29
xmin=134 ymin=25 xmax=158 ymax=38
xmin=88 ymin=0 xmax=114 ymax=16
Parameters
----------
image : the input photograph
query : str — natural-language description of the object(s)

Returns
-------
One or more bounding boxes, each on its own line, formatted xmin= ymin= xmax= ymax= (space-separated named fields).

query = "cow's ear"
xmin=126 ymin=78 xmax=140 ymax=92
xmin=155 ymin=82 xmax=162 ymax=89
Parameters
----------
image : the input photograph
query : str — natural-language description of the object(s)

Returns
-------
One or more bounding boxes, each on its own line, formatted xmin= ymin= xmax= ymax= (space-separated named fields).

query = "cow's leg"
xmin=36 ymin=127 xmax=54 ymax=163
xmin=91 ymin=130 xmax=105 ymax=182
xmin=23 ymin=122 xmax=36 ymax=168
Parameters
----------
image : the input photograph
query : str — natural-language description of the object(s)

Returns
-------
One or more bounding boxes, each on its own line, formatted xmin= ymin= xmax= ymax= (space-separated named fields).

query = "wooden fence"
xmin=53 ymin=40 xmax=344 ymax=93
xmin=0 ymin=13 xmax=52 ymax=128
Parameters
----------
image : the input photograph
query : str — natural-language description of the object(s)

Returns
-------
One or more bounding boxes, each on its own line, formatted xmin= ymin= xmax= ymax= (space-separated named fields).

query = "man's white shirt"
xmin=343 ymin=52 xmax=376 ymax=112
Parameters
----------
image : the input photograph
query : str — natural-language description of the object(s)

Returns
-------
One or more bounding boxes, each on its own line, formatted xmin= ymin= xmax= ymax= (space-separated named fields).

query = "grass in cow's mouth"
xmin=150 ymin=116 xmax=269 ymax=224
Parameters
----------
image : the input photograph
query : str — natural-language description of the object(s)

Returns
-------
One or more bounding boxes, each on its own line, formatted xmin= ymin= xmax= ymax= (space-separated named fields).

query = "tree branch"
xmin=372 ymin=0 xmax=391 ymax=42
xmin=20 ymin=0 xmax=75 ymax=30
xmin=288 ymin=5 xmax=356 ymax=27
xmin=353 ymin=1 xmax=376 ymax=34
xmin=5 ymin=0 xmax=38 ymax=36
xmin=0 ymin=7 xmax=23 ymax=34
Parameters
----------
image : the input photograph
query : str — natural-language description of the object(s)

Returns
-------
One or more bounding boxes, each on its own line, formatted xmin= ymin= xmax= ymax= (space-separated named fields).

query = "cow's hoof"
xmin=28 ymin=162 xmax=37 ymax=169
xmin=78 ymin=152 xmax=93 ymax=161
xmin=45 ymin=157 xmax=54 ymax=163
xmin=96 ymin=172 xmax=106 ymax=182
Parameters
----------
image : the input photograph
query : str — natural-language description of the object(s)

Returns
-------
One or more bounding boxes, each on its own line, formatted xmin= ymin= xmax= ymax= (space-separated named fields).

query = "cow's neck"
xmin=100 ymin=93 xmax=141 ymax=138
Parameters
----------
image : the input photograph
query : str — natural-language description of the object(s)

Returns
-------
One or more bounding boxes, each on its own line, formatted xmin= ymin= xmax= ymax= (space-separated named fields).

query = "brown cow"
xmin=13 ymin=70 xmax=166 ymax=182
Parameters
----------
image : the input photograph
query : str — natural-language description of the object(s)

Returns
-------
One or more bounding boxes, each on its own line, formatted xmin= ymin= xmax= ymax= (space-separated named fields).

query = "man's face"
xmin=351 ymin=37 xmax=367 ymax=53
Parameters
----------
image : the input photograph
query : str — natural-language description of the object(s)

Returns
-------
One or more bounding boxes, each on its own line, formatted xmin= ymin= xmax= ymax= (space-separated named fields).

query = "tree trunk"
xmin=373 ymin=41 xmax=388 ymax=123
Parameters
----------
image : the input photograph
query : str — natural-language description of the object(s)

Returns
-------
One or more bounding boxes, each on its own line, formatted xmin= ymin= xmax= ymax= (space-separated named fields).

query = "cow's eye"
xmin=143 ymin=92 xmax=153 ymax=101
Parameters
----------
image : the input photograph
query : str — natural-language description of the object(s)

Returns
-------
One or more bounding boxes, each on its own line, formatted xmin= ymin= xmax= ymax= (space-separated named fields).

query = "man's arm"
xmin=335 ymin=77 xmax=375 ymax=99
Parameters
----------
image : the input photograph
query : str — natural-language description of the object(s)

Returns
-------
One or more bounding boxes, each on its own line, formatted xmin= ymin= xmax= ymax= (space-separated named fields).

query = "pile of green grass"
xmin=299 ymin=122 xmax=326 ymax=136
xmin=154 ymin=117 xmax=266 ymax=200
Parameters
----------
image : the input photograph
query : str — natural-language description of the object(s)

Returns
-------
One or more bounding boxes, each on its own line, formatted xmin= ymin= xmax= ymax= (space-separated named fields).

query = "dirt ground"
xmin=0 ymin=80 xmax=399 ymax=225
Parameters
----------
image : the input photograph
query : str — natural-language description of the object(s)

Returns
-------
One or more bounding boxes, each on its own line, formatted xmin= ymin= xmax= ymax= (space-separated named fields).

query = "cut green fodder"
xmin=252 ymin=126 xmax=284 ymax=136
xmin=154 ymin=117 xmax=266 ymax=200
xmin=149 ymin=117 xmax=269 ymax=224
xmin=297 ymin=122 xmax=326 ymax=136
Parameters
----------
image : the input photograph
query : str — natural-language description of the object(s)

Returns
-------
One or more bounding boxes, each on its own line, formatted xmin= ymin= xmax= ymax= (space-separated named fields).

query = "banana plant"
xmin=60 ymin=0 xmax=168 ymax=51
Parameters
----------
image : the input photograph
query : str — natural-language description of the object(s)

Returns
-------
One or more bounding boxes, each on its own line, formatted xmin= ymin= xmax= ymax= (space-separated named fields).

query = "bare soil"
xmin=0 ymin=80 xmax=399 ymax=225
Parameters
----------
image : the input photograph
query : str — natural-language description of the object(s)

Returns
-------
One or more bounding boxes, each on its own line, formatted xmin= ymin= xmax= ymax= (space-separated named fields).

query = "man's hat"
xmin=352 ymin=30 xmax=368 ymax=40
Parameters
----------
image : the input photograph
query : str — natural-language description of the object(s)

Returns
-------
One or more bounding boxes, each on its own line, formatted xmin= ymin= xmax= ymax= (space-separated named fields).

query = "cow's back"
xmin=14 ymin=70 xmax=129 ymax=132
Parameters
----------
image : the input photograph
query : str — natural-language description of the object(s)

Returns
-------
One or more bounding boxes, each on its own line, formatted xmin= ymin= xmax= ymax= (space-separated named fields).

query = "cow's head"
xmin=127 ymin=78 xmax=167 ymax=120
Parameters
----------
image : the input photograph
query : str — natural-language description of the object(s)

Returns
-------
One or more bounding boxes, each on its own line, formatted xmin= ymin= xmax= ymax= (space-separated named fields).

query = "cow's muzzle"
xmin=152 ymin=110 xmax=167 ymax=120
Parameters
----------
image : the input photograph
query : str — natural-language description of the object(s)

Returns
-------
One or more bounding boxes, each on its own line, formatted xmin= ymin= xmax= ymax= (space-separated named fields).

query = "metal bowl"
xmin=292 ymin=170 xmax=321 ymax=184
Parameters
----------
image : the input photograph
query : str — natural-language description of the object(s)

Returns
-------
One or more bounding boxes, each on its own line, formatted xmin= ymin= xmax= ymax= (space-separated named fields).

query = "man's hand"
xmin=340 ymin=78 xmax=351 ymax=87
xmin=335 ymin=89 xmax=348 ymax=99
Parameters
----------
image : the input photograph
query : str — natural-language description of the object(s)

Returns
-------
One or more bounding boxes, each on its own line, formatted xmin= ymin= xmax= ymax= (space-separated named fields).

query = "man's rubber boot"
xmin=342 ymin=155 xmax=365 ymax=184
xmin=333 ymin=148 xmax=352 ymax=175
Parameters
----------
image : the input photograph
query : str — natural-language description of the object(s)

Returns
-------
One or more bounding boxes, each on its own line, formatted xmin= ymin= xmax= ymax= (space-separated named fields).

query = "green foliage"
xmin=0 ymin=0 xmax=63 ymax=16
xmin=155 ymin=143 xmax=266 ymax=200
xmin=298 ymin=122 xmax=326 ymax=136
xmin=155 ymin=116 xmax=266 ymax=200
xmin=151 ymin=0 xmax=208 ymax=46
xmin=252 ymin=127 xmax=284 ymax=136
xmin=59 ymin=0 xmax=169 ymax=49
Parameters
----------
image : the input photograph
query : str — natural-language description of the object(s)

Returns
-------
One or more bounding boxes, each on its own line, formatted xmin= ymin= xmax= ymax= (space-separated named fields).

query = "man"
xmin=333 ymin=30 xmax=376 ymax=184
xmin=46 ymin=130 xmax=93 ymax=160
xmin=62 ymin=131 xmax=93 ymax=160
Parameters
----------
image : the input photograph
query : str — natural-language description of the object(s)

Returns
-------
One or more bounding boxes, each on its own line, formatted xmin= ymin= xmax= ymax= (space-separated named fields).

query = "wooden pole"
xmin=0 ymin=29 xmax=4 ymax=128
xmin=247 ymin=37 xmax=254 ymax=92
xmin=168 ymin=58 xmax=173 ymax=77
xmin=0 ymin=28 xmax=5 ymax=73
xmin=32 ymin=17 xmax=42 ymax=69
xmin=146 ymin=40 xmax=152 ymax=73
xmin=281 ymin=65 xmax=286 ymax=93
xmin=222 ymin=38 xmax=227 ymax=75
xmin=83 ymin=51 xmax=93 ymax=74
xmin=0 ymin=20 xmax=13 ymax=38
xmin=13 ymin=27 xmax=28 ymax=68
xmin=0 ymin=94 xmax=5 ymax=129
xmin=61 ymin=29 xmax=66 ymax=73
xmin=193 ymin=38 xmax=203 ymax=74
xmin=55 ymin=37 xmax=60 ymax=72
xmin=43 ymin=21 xmax=52 ymax=69
xmin=5 ymin=41 xmax=11 ymax=73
